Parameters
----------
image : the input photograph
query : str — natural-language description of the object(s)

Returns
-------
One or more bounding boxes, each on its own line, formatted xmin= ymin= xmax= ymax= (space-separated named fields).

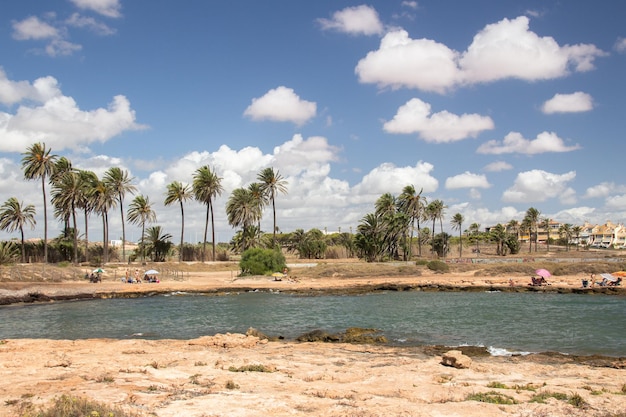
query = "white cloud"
xmin=66 ymin=13 xmax=116 ymax=35
xmin=45 ymin=39 xmax=82 ymax=56
xmin=355 ymin=30 xmax=460 ymax=93
xmin=401 ymin=1 xmax=418 ymax=9
xmin=12 ymin=16 xmax=59 ymax=40
xmin=615 ymin=37 xmax=626 ymax=53
xmin=0 ymin=72 xmax=146 ymax=153
xmin=542 ymin=92 xmax=593 ymax=114
xmin=356 ymin=16 xmax=607 ymax=93
xmin=69 ymin=0 xmax=122 ymax=18
xmin=317 ymin=5 xmax=384 ymax=36
xmin=483 ymin=161 xmax=513 ymax=172
xmin=584 ymin=182 xmax=626 ymax=199
xmin=477 ymin=131 xmax=581 ymax=155
xmin=605 ymin=194 xmax=626 ymax=209
xmin=243 ymin=86 xmax=317 ymax=125
xmin=383 ymin=98 xmax=494 ymax=142
xmin=351 ymin=161 xmax=438 ymax=199
xmin=445 ymin=172 xmax=491 ymax=189
xmin=502 ymin=169 xmax=576 ymax=203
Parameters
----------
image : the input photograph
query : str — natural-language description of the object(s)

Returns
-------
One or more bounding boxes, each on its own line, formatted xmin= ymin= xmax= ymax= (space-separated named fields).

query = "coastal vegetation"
xmin=0 ymin=142 xmax=616 ymax=266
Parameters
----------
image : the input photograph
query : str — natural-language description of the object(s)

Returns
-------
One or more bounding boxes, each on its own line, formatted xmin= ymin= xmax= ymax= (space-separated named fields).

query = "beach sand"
xmin=1 ymin=265 xmax=625 ymax=416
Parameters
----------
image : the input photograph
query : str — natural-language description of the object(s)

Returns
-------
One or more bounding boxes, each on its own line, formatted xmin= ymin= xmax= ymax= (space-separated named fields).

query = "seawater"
xmin=0 ymin=291 xmax=624 ymax=357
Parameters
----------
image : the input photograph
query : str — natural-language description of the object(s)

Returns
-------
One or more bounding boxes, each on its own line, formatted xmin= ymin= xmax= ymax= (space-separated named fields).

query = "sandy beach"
xmin=1 ymin=263 xmax=625 ymax=416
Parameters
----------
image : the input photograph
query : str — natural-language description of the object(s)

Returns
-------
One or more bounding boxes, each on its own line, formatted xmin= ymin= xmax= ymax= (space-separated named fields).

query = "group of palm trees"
xmin=0 ymin=142 xmax=288 ymax=265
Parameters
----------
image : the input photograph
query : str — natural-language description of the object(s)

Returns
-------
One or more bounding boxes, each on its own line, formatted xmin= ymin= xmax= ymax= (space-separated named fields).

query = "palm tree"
xmin=0 ymin=197 xmax=36 ymax=263
xmin=559 ymin=223 xmax=573 ymax=251
xmin=450 ymin=213 xmax=464 ymax=257
xmin=50 ymin=157 xmax=74 ymax=235
xmin=192 ymin=166 xmax=224 ymax=262
xmin=92 ymin=177 xmax=117 ymax=263
xmin=21 ymin=142 xmax=57 ymax=262
xmin=127 ymin=195 xmax=156 ymax=264
xmin=398 ymin=185 xmax=424 ymax=259
xmin=572 ymin=225 xmax=582 ymax=251
xmin=540 ymin=217 xmax=551 ymax=252
xmin=247 ymin=182 xmax=267 ymax=232
xmin=103 ymin=167 xmax=137 ymax=263
xmin=468 ymin=222 xmax=481 ymax=253
xmin=51 ymin=170 xmax=81 ymax=263
xmin=226 ymin=187 xmax=263 ymax=251
xmin=425 ymin=199 xmax=446 ymax=254
xmin=76 ymin=170 xmax=98 ymax=263
xmin=257 ymin=167 xmax=288 ymax=247
xmin=144 ymin=226 xmax=173 ymax=262
xmin=164 ymin=181 xmax=192 ymax=262
xmin=524 ymin=207 xmax=540 ymax=252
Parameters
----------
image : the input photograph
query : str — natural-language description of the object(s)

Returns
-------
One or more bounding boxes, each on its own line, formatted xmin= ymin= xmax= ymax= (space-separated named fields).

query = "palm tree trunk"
xmin=71 ymin=204 xmax=78 ymax=264
xmin=179 ymin=201 xmax=184 ymax=262
xmin=210 ymin=202 xmax=216 ymax=262
xmin=272 ymin=197 xmax=277 ymax=247
xmin=41 ymin=177 xmax=48 ymax=263
xmin=20 ymin=226 xmax=25 ymax=263
xmin=202 ymin=205 xmax=209 ymax=263
xmin=119 ymin=200 xmax=126 ymax=262
xmin=83 ymin=208 xmax=89 ymax=263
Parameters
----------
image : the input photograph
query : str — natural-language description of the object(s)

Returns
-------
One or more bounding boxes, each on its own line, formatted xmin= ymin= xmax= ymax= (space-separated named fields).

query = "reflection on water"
xmin=0 ymin=291 xmax=623 ymax=356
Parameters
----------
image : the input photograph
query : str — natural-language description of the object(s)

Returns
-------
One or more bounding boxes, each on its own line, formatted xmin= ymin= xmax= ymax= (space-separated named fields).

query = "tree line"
xmin=0 ymin=142 xmax=581 ymax=265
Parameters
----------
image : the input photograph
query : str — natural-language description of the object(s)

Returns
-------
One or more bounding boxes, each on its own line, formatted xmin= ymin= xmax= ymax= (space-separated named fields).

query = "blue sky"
xmin=1 ymin=0 xmax=625 ymax=244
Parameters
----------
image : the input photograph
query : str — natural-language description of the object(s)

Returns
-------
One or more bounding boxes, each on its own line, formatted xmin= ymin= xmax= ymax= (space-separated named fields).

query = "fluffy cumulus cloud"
xmin=317 ymin=5 xmax=384 ymax=36
xmin=244 ymin=86 xmax=317 ymax=125
xmin=0 ymin=71 xmax=145 ymax=153
xmin=445 ymin=172 xmax=491 ymax=189
xmin=355 ymin=16 xmax=606 ymax=93
xmin=69 ymin=0 xmax=122 ymax=18
xmin=584 ymin=182 xmax=626 ymax=199
xmin=615 ymin=37 xmax=626 ymax=53
xmin=355 ymin=30 xmax=460 ymax=93
xmin=12 ymin=16 xmax=59 ymax=40
xmin=383 ymin=98 xmax=494 ymax=142
xmin=502 ymin=169 xmax=576 ymax=203
xmin=542 ymin=92 xmax=593 ymax=114
xmin=477 ymin=131 xmax=581 ymax=155
xmin=351 ymin=161 xmax=438 ymax=200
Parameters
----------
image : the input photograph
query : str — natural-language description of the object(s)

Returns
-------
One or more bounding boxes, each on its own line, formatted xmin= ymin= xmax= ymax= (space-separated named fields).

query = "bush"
xmin=19 ymin=394 xmax=136 ymax=416
xmin=239 ymin=248 xmax=286 ymax=276
xmin=427 ymin=260 xmax=449 ymax=273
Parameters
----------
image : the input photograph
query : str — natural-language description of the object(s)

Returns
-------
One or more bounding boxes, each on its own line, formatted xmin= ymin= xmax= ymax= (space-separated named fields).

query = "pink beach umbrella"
xmin=535 ymin=268 xmax=551 ymax=279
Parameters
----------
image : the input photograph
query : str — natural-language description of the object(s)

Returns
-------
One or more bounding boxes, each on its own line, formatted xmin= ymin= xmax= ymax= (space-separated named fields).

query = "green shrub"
xmin=466 ymin=391 xmax=517 ymax=404
xmin=239 ymin=248 xmax=286 ymax=276
xmin=427 ymin=260 xmax=449 ymax=273
xmin=415 ymin=259 xmax=429 ymax=266
xmin=530 ymin=391 xmax=568 ymax=403
xmin=19 ymin=394 xmax=136 ymax=416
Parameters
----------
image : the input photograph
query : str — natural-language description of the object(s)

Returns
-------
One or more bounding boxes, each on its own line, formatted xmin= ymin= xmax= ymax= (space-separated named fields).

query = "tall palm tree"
xmin=144 ymin=226 xmax=173 ymax=262
xmin=21 ymin=142 xmax=57 ymax=262
xmin=50 ymin=157 xmax=74 ymax=235
xmin=425 ymin=199 xmax=446 ymax=254
xmin=192 ymin=165 xmax=224 ymax=262
xmin=92 ymin=177 xmax=117 ymax=263
xmin=572 ymin=225 xmax=582 ymax=251
xmin=0 ymin=197 xmax=36 ymax=263
xmin=257 ymin=167 xmax=288 ymax=247
xmin=450 ymin=213 xmax=464 ymax=257
xmin=398 ymin=185 xmax=424 ymax=259
xmin=540 ymin=217 xmax=551 ymax=252
xmin=524 ymin=207 xmax=540 ymax=252
xmin=226 ymin=187 xmax=263 ymax=251
xmin=559 ymin=223 xmax=573 ymax=252
xmin=127 ymin=194 xmax=157 ymax=264
xmin=51 ymin=170 xmax=81 ymax=264
xmin=164 ymin=181 xmax=192 ymax=262
xmin=76 ymin=170 xmax=98 ymax=263
xmin=103 ymin=167 xmax=137 ymax=263
xmin=247 ymin=182 xmax=267 ymax=232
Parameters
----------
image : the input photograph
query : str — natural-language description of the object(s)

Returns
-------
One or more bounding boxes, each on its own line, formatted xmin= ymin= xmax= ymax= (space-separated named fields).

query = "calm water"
xmin=0 ymin=291 xmax=624 ymax=357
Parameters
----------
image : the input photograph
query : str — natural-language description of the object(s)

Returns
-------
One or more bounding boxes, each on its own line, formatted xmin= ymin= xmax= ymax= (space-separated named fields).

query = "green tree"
xmin=103 ymin=167 xmax=137 ymax=263
xmin=540 ymin=217 xmax=551 ymax=252
xmin=524 ymin=207 xmax=540 ymax=253
xmin=398 ymin=185 xmax=425 ymax=259
xmin=572 ymin=225 xmax=582 ymax=251
xmin=0 ymin=197 xmax=36 ymax=263
xmin=192 ymin=165 xmax=224 ymax=262
xmin=127 ymin=195 xmax=157 ymax=264
xmin=239 ymin=247 xmax=286 ymax=276
xmin=226 ymin=187 xmax=263 ymax=252
xmin=92 ymin=177 xmax=117 ymax=263
xmin=164 ymin=181 xmax=192 ymax=262
xmin=450 ymin=213 xmax=464 ymax=257
xmin=559 ymin=223 xmax=573 ymax=251
xmin=76 ymin=170 xmax=98 ymax=263
xmin=257 ymin=167 xmax=288 ymax=247
xmin=144 ymin=226 xmax=173 ymax=262
xmin=431 ymin=232 xmax=451 ymax=257
xmin=21 ymin=142 xmax=57 ymax=262
xmin=51 ymin=170 xmax=81 ymax=263
xmin=468 ymin=222 xmax=481 ymax=254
